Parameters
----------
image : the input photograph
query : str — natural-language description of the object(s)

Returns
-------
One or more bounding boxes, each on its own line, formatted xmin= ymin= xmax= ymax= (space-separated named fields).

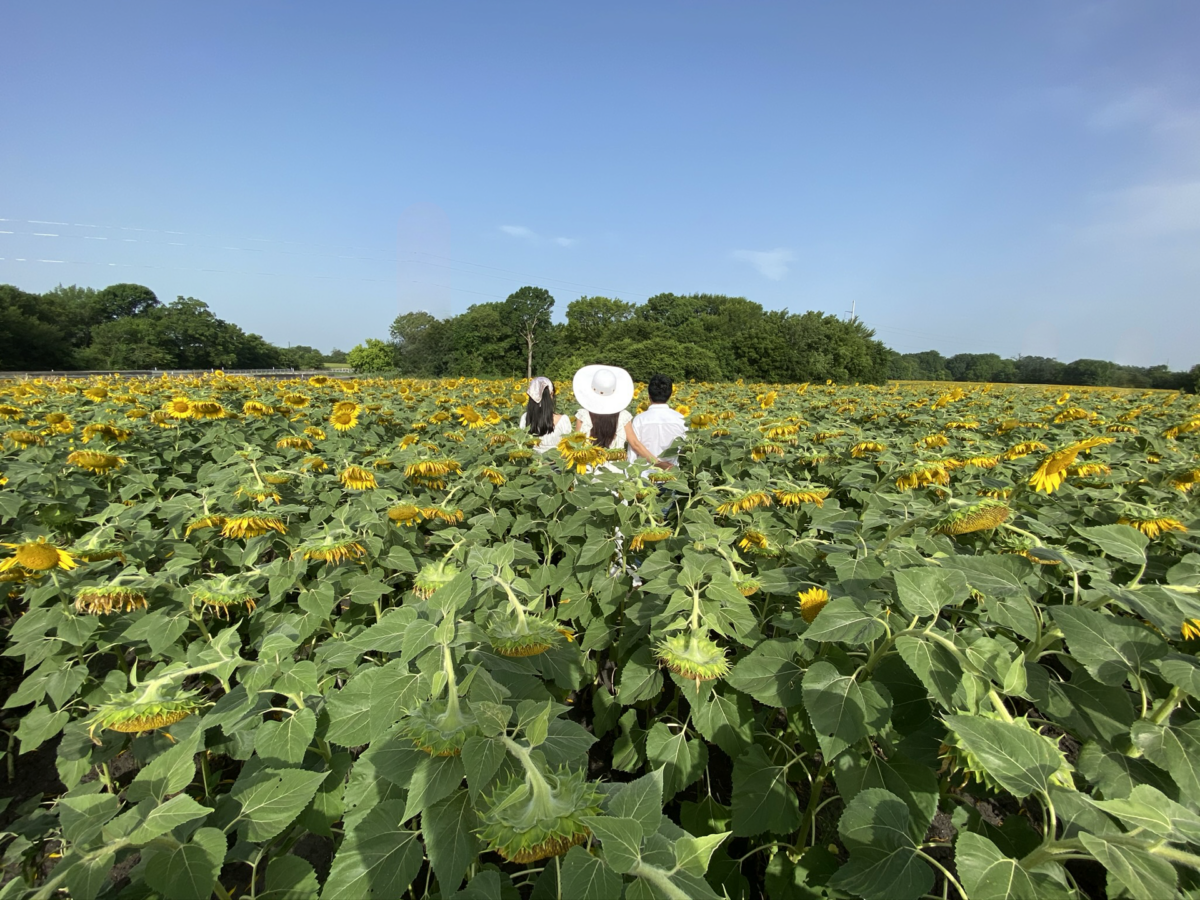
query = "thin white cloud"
xmin=732 ymin=248 xmax=795 ymax=280
xmin=498 ymin=225 xmax=577 ymax=247
xmin=1082 ymin=180 xmax=1200 ymax=241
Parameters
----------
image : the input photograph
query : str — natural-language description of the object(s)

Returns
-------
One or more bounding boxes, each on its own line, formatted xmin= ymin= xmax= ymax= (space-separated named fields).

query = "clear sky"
xmin=2 ymin=2 xmax=1198 ymax=367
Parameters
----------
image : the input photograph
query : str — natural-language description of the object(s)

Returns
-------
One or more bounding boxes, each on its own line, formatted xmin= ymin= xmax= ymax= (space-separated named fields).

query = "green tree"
xmin=347 ymin=338 xmax=395 ymax=373
xmin=503 ymin=286 xmax=555 ymax=378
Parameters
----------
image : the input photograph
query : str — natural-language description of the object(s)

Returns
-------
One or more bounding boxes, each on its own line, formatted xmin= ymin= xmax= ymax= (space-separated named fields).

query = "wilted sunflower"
xmin=75 ymin=585 xmax=148 ymax=615
xmin=387 ymin=504 xmax=424 ymax=527
xmin=299 ymin=536 xmax=367 ymax=565
xmin=81 ymin=423 xmax=131 ymax=443
xmin=0 ymin=537 xmax=78 ymax=573
xmin=478 ymin=466 xmax=507 ymax=485
xmin=933 ymin=500 xmax=1011 ymax=535
xmin=798 ymin=587 xmax=830 ymax=623
xmin=185 ymin=515 xmax=226 ymax=537
xmin=850 ymin=441 xmax=887 ymax=457
xmin=629 ymin=527 xmax=672 ymax=552
xmin=276 ymin=436 xmax=314 ymax=451
xmin=1118 ymin=516 xmax=1187 ymax=539
xmin=221 ymin=514 xmax=288 ymax=539
xmin=656 ymin=632 xmax=731 ymax=684
xmin=66 ymin=450 xmax=125 ymax=473
xmin=6 ymin=430 xmax=44 ymax=448
xmin=339 ymin=465 xmax=377 ymax=490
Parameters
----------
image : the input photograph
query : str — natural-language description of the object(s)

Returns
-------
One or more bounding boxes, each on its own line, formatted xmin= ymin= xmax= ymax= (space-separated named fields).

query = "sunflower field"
xmin=1 ymin=373 xmax=1199 ymax=900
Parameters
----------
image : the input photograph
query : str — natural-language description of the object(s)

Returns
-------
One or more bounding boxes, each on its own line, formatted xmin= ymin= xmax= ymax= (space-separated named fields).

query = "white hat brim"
xmin=572 ymin=365 xmax=635 ymax=416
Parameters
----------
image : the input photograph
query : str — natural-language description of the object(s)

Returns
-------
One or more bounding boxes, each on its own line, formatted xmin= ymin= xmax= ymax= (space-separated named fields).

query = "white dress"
xmin=519 ymin=412 xmax=574 ymax=453
xmin=575 ymin=409 xmax=634 ymax=450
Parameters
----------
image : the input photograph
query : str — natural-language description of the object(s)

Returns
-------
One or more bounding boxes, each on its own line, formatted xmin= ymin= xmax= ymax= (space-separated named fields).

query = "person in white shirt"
xmin=518 ymin=376 xmax=573 ymax=453
xmin=626 ymin=373 xmax=687 ymax=469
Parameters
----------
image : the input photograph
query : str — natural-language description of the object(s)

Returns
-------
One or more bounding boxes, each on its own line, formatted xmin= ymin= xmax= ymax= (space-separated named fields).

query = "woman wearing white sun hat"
xmin=572 ymin=365 xmax=637 ymax=450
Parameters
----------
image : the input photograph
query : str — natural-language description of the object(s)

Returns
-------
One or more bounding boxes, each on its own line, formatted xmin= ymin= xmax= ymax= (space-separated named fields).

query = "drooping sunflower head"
xmin=221 ymin=514 xmax=288 ymax=540
xmin=1118 ymin=516 xmax=1187 ymax=539
xmin=66 ymin=450 xmax=125 ymax=474
xmin=486 ymin=613 xmax=562 ymax=657
xmin=190 ymin=578 xmax=259 ymax=618
xmin=74 ymin=585 xmax=148 ymax=615
xmin=88 ymin=693 xmax=206 ymax=741
xmin=298 ymin=533 xmax=367 ymax=565
xmin=933 ymin=500 xmax=1011 ymax=536
xmin=478 ymin=765 xmax=603 ymax=863
xmin=397 ymin=697 xmax=480 ymax=756
xmin=655 ymin=632 xmax=731 ymax=683
xmin=0 ymin=537 xmax=78 ymax=574
xmin=629 ymin=527 xmax=672 ymax=552
xmin=798 ymin=587 xmax=830 ymax=624
xmin=387 ymin=503 xmax=424 ymax=527
xmin=412 ymin=559 xmax=461 ymax=600
xmin=339 ymin=465 xmax=377 ymax=491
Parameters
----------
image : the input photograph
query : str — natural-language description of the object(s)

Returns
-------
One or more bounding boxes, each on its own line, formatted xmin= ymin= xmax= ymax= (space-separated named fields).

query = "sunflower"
xmin=1004 ymin=441 xmax=1049 ymax=460
xmin=164 ymin=397 xmax=194 ymax=419
xmin=276 ymin=436 xmax=315 ymax=451
xmin=798 ymin=587 xmax=830 ymax=624
xmin=1118 ymin=517 xmax=1187 ymax=539
xmin=74 ymin=585 xmax=148 ymax=615
xmin=895 ymin=463 xmax=950 ymax=492
xmin=185 ymin=515 xmax=227 ymax=537
xmin=629 ymin=527 xmax=672 ymax=552
xmin=300 ymin=537 xmax=367 ymax=565
xmin=339 ymin=465 xmax=377 ymax=490
xmin=221 ymin=514 xmax=288 ymax=539
xmin=81 ymin=423 xmax=131 ymax=443
xmin=6 ymin=430 xmax=44 ymax=448
xmin=0 ymin=538 xmax=78 ymax=573
xmin=330 ymin=409 xmax=359 ymax=432
xmin=66 ymin=450 xmax=124 ymax=473
xmin=933 ymin=500 xmax=1011 ymax=535
xmin=387 ymin=504 xmax=424 ymax=526
xmin=850 ymin=441 xmax=886 ymax=457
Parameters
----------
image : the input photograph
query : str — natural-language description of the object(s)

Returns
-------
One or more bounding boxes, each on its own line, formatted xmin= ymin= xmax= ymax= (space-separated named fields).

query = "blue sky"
xmin=2 ymin=1 xmax=1198 ymax=367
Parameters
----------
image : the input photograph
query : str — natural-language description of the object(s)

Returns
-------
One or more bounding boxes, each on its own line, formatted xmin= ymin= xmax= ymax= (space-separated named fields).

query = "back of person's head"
xmin=648 ymin=374 xmax=674 ymax=404
xmin=524 ymin=380 xmax=556 ymax=437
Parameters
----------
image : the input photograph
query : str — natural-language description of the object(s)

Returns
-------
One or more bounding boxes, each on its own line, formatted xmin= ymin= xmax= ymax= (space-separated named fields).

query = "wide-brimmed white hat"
xmin=572 ymin=365 xmax=635 ymax=415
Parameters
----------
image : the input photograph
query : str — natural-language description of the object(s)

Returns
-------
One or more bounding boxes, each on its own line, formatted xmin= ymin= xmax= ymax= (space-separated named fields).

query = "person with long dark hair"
xmin=519 ymin=376 xmax=573 ymax=453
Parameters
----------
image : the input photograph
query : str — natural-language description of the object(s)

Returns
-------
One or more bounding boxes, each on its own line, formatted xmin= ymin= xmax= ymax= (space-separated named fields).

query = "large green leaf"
xmin=893 ymin=567 xmax=968 ymax=618
xmin=1051 ymin=606 xmax=1166 ymax=686
xmin=829 ymin=788 xmax=933 ymax=900
xmin=945 ymin=715 xmax=1068 ymax=798
xmin=144 ymin=826 xmax=226 ymax=900
xmin=954 ymin=832 xmax=1069 ymax=900
xmin=232 ymin=767 xmax=329 ymax=842
xmin=725 ymin=638 xmax=805 ymax=707
xmin=645 ymin=723 xmax=707 ymax=800
xmin=558 ymin=845 xmax=623 ymax=900
xmin=802 ymin=598 xmax=887 ymax=644
xmin=321 ymin=800 xmax=424 ymax=899
xmin=802 ymin=662 xmax=892 ymax=762
xmin=1075 ymin=524 xmax=1149 ymax=564
xmin=423 ymin=789 xmax=480 ymax=894
xmin=731 ymin=744 xmax=800 ymax=837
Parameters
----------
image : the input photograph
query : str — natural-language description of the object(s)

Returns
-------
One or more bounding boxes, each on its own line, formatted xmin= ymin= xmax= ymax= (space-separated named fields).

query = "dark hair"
xmin=524 ymin=387 xmax=556 ymax=436
xmin=648 ymin=373 xmax=674 ymax=404
xmin=588 ymin=412 xmax=619 ymax=449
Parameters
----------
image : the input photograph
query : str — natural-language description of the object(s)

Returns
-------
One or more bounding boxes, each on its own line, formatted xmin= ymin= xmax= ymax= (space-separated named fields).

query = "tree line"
xmin=0 ymin=283 xmax=343 ymax=371
xmin=4 ymin=280 xmax=1196 ymax=390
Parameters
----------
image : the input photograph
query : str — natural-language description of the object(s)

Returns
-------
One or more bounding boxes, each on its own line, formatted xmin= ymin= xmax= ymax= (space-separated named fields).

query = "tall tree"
xmin=503 ymin=286 xmax=555 ymax=378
